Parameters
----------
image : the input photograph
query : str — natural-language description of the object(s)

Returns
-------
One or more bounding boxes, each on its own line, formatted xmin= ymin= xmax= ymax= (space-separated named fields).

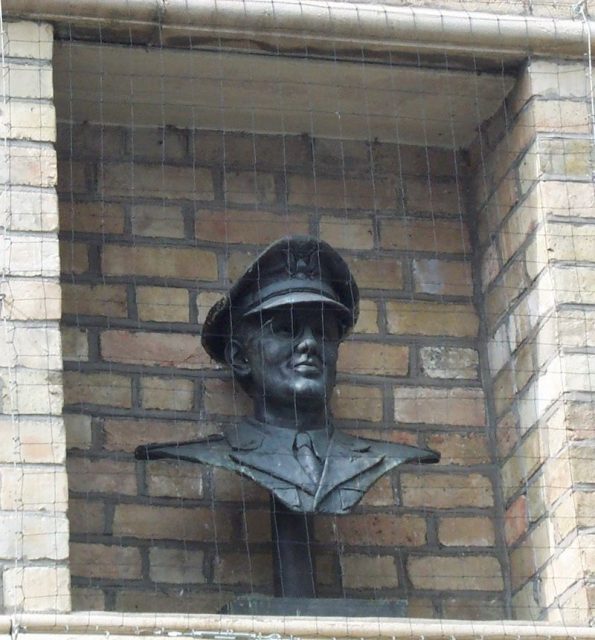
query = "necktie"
xmin=294 ymin=432 xmax=323 ymax=486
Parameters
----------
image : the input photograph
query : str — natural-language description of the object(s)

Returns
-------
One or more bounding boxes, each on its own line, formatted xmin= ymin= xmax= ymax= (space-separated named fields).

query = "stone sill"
xmin=2 ymin=613 xmax=595 ymax=640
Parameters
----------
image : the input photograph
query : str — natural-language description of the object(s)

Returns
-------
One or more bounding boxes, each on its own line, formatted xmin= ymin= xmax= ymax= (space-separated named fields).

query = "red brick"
xmin=101 ymin=330 xmax=213 ymax=369
xmin=338 ymin=341 xmax=408 ymax=376
xmin=380 ymin=218 xmax=470 ymax=254
xmin=195 ymin=209 xmax=308 ymax=244
xmin=102 ymin=245 xmax=217 ymax=280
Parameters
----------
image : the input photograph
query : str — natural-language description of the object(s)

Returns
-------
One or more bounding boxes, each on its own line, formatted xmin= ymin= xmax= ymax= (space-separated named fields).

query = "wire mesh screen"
xmin=1 ymin=0 xmax=594 ymax=626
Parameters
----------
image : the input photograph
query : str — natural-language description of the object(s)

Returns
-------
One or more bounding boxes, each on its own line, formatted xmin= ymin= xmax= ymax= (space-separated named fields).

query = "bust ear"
xmin=225 ymin=338 xmax=251 ymax=379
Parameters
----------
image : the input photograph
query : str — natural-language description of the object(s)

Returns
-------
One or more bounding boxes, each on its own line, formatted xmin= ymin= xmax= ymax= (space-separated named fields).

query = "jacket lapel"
xmin=314 ymin=432 xmax=384 ymax=506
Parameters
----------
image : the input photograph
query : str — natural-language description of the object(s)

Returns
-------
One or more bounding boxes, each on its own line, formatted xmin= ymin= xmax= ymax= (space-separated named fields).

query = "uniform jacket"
xmin=136 ymin=419 xmax=439 ymax=514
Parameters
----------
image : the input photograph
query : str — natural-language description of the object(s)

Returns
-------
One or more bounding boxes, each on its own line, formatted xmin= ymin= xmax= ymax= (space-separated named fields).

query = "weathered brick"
xmin=213 ymin=553 xmax=272 ymax=586
xmin=68 ymin=498 xmax=105 ymax=535
xmin=145 ymin=460 xmax=203 ymax=499
xmin=338 ymin=341 xmax=408 ymax=376
xmin=347 ymin=256 xmax=403 ymax=290
xmin=100 ymin=163 xmax=214 ymax=199
xmin=67 ymin=457 xmax=137 ymax=495
xmin=128 ymin=128 xmax=187 ymax=161
xmin=131 ymin=203 xmax=185 ymax=238
xmin=63 ymin=371 xmax=131 ymax=408
xmin=70 ymin=543 xmax=142 ymax=580
xmin=223 ymin=171 xmax=276 ymax=205
xmin=386 ymin=301 xmax=478 ymax=337
xmin=103 ymin=418 xmax=211 ymax=452
xmin=394 ymin=387 xmax=485 ymax=427
xmin=318 ymin=514 xmax=426 ymax=547
xmin=149 ymin=548 xmax=205 ymax=584
xmin=211 ymin=467 xmax=269 ymax=502
xmin=203 ymin=378 xmax=252 ymax=416
xmin=101 ymin=330 xmax=212 ymax=369
xmin=71 ymin=588 xmax=105 ymax=611
xmin=136 ymin=286 xmax=189 ymax=323
xmin=332 ymin=384 xmax=383 ymax=422
xmin=102 ymin=245 xmax=218 ymax=281
xmin=419 ymin=346 xmax=478 ymax=379
xmin=195 ymin=209 xmax=308 ymax=245
xmin=319 ymin=217 xmax=374 ymax=250
xmin=140 ymin=375 xmax=195 ymax=411
xmin=64 ymin=414 xmax=92 ymax=450
xmin=408 ymin=555 xmax=502 ymax=591
xmin=405 ymin=178 xmax=463 ymax=216
xmin=62 ymin=326 xmax=89 ymax=362
xmin=112 ymin=504 xmax=231 ymax=541
xmin=62 ymin=283 xmax=127 ymax=318
xmin=380 ymin=218 xmax=470 ymax=254
xmin=197 ymin=290 xmax=224 ymax=324
xmin=341 ymin=554 xmax=398 ymax=589
xmin=60 ymin=241 xmax=88 ymax=274
xmin=355 ymin=299 xmax=379 ymax=334
xmin=59 ymin=201 xmax=125 ymax=234
xmin=413 ymin=259 xmax=473 ymax=296
xmin=288 ymin=175 xmax=395 ymax=210
xmin=0 ymin=368 xmax=63 ymax=415
xmin=401 ymin=472 xmax=494 ymax=508
xmin=438 ymin=517 xmax=495 ymax=546
xmin=115 ymin=588 xmax=233 ymax=614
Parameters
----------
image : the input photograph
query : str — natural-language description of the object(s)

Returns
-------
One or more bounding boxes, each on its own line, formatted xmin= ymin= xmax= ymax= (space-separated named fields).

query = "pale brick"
xmin=419 ymin=346 xmax=478 ymax=379
xmin=0 ymin=512 xmax=68 ymax=560
xmin=59 ymin=201 xmax=125 ymax=234
xmin=141 ymin=375 xmax=195 ymax=411
xmin=358 ymin=475 xmax=394 ymax=506
xmin=203 ymin=378 xmax=253 ymax=417
xmin=197 ymin=289 xmax=224 ymax=324
xmin=226 ymin=250 xmax=257 ymax=281
xmin=4 ymin=22 xmax=53 ymax=60
xmin=386 ymin=301 xmax=478 ymax=337
xmin=102 ymin=245 xmax=217 ymax=280
xmin=380 ymin=218 xmax=470 ymax=254
xmin=103 ymin=418 xmax=211 ymax=452
xmin=413 ymin=259 xmax=473 ymax=296
xmin=576 ymin=492 xmax=595 ymax=528
xmin=67 ymin=457 xmax=137 ymax=496
xmin=401 ymin=472 xmax=493 ymax=508
xmin=288 ymin=174 xmax=395 ymax=210
xmin=101 ymin=330 xmax=212 ymax=369
xmin=211 ymin=467 xmax=268 ymax=502
xmin=145 ymin=460 xmax=203 ymax=499
xmin=131 ymin=203 xmax=185 ymax=238
xmin=341 ymin=554 xmax=398 ymax=589
xmin=438 ymin=517 xmax=495 ymax=546
xmin=68 ymin=499 xmax=105 ymax=534
xmin=61 ymin=326 xmax=89 ymax=362
xmin=195 ymin=209 xmax=308 ymax=245
xmin=321 ymin=514 xmax=427 ymax=547
xmin=71 ymin=543 xmax=142 ymax=580
xmin=569 ymin=443 xmax=595 ymax=483
xmin=112 ymin=504 xmax=231 ymax=541
xmin=137 ymin=286 xmax=189 ymax=323
xmin=64 ymin=414 xmax=92 ymax=450
xmin=481 ymin=242 xmax=500 ymax=290
xmin=319 ymin=217 xmax=374 ymax=250
xmin=59 ymin=241 xmax=88 ymax=274
xmin=2 ymin=188 xmax=58 ymax=232
xmin=338 ymin=341 xmax=408 ymax=376
xmin=524 ymin=231 xmax=548 ymax=281
xmin=0 ymin=466 xmax=68 ymax=511
xmin=213 ymin=552 xmax=271 ymax=586
xmin=0 ymin=279 xmax=61 ymax=320
xmin=354 ymin=299 xmax=378 ymax=334
xmin=501 ymin=429 xmax=543 ymax=501
xmin=0 ymin=416 xmax=65 ymax=463
xmin=510 ymin=520 xmax=553 ymax=590
xmin=62 ymin=283 xmax=127 ymax=317
xmin=0 ymin=368 xmax=63 ymax=415
xmin=407 ymin=556 xmax=502 ymax=591
xmin=331 ymin=384 xmax=383 ymax=422
xmin=347 ymin=256 xmax=403 ymax=290
xmin=1 ymin=233 xmax=59 ymax=277
xmin=223 ymin=171 xmax=276 ymax=205
xmin=63 ymin=371 xmax=131 ymax=408
xmin=405 ymin=178 xmax=463 ymax=216
xmin=3 ymin=566 xmax=70 ymax=612
xmin=1 ymin=101 xmax=55 ymax=142
xmin=149 ymin=548 xmax=205 ymax=584
xmin=427 ymin=432 xmax=490 ymax=466
xmin=56 ymin=122 xmax=124 ymax=159
xmin=100 ymin=163 xmax=213 ymax=200
xmin=394 ymin=387 xmax=485 ymax=427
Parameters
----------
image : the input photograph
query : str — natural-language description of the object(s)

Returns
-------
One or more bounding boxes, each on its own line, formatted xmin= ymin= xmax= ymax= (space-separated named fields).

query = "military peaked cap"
xmin=201 ymin=236 xmax=360 ymax=363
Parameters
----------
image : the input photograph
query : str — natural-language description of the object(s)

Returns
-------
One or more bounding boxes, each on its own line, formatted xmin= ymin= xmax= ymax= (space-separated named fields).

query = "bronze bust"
xmin=136 ymin=236 xmax=439 ymax=514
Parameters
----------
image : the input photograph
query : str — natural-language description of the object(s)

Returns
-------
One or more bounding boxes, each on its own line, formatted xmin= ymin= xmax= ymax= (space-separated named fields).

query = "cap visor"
xmin=244 ymin=291 xmax=351 ymax=318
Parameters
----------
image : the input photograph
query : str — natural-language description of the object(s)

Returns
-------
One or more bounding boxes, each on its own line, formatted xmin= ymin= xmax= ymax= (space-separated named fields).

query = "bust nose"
xmin=295 ymin=326 xmax=319 ymax=354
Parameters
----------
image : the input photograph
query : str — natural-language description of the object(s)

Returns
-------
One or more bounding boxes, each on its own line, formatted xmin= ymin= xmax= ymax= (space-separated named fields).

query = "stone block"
xmin=0 ymin=279 xmax=61 ymax=320
xmin=0 ymin=367 xmax=63 ymax=415
xmin=195 ymin=209 xmax=308 ymax=245
xmin=3 ymin=566 xmax=70 ymax=612
xmin=407 ymin=555 xmax=502 ymax=591
xmin=4 ymin=22 xmax=53 ymax=60
xmin=0 ymin=465 xmax=68 ymax=511
xmin=0 ymin=512 xmax=68 ymax=560
xmin=0 ymin=324 xmax=62 ymax=370
xmin=0 ymin=101 xmax=55 ymax=142
xmin=1 ymin=233 xmax=59 ymax=277
xmin=386 ymin=301 xmax=478 ymax=337
xmin=2 ymin=188 xmax=58 ymax=232
xmin=394 ymin=386 xmax=485 ymax=427
xmin=2 ymin=64 xmax=53 ymax=100
xmin=136 ymin=286 xmax=189 ymax=323
xmin=0 ymin=416 xmax=65 ymax=463
xmin=102 ymin=245 xmax=218 ymax=280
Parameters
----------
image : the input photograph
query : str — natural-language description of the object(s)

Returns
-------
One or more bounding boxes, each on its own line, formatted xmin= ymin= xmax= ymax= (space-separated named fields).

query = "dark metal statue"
xmin=136 ymin=236 xmax=439 ymax=514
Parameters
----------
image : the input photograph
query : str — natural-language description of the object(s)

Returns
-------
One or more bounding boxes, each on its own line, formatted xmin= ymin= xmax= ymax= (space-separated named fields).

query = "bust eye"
xmin=270 ymin=316 xmax=295 ymax=337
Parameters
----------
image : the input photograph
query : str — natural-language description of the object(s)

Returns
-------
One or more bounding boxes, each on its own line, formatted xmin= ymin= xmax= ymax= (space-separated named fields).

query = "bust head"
xmin=201 ymin=237 xmax=359 ymax=428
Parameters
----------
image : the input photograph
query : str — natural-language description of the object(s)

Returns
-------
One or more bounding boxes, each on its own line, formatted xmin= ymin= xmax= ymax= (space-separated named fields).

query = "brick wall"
xmin=58 ymin=123 xmax=506 ymax=616
xmin=473 ymin=58 xmax=594 ymax=624
xmin=0 ymin=22 xmax=70 ymax=612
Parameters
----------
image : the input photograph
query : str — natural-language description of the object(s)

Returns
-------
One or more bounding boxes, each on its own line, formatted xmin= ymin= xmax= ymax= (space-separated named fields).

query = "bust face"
xmin=237 ymin=304 xmax=341 ymax=416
